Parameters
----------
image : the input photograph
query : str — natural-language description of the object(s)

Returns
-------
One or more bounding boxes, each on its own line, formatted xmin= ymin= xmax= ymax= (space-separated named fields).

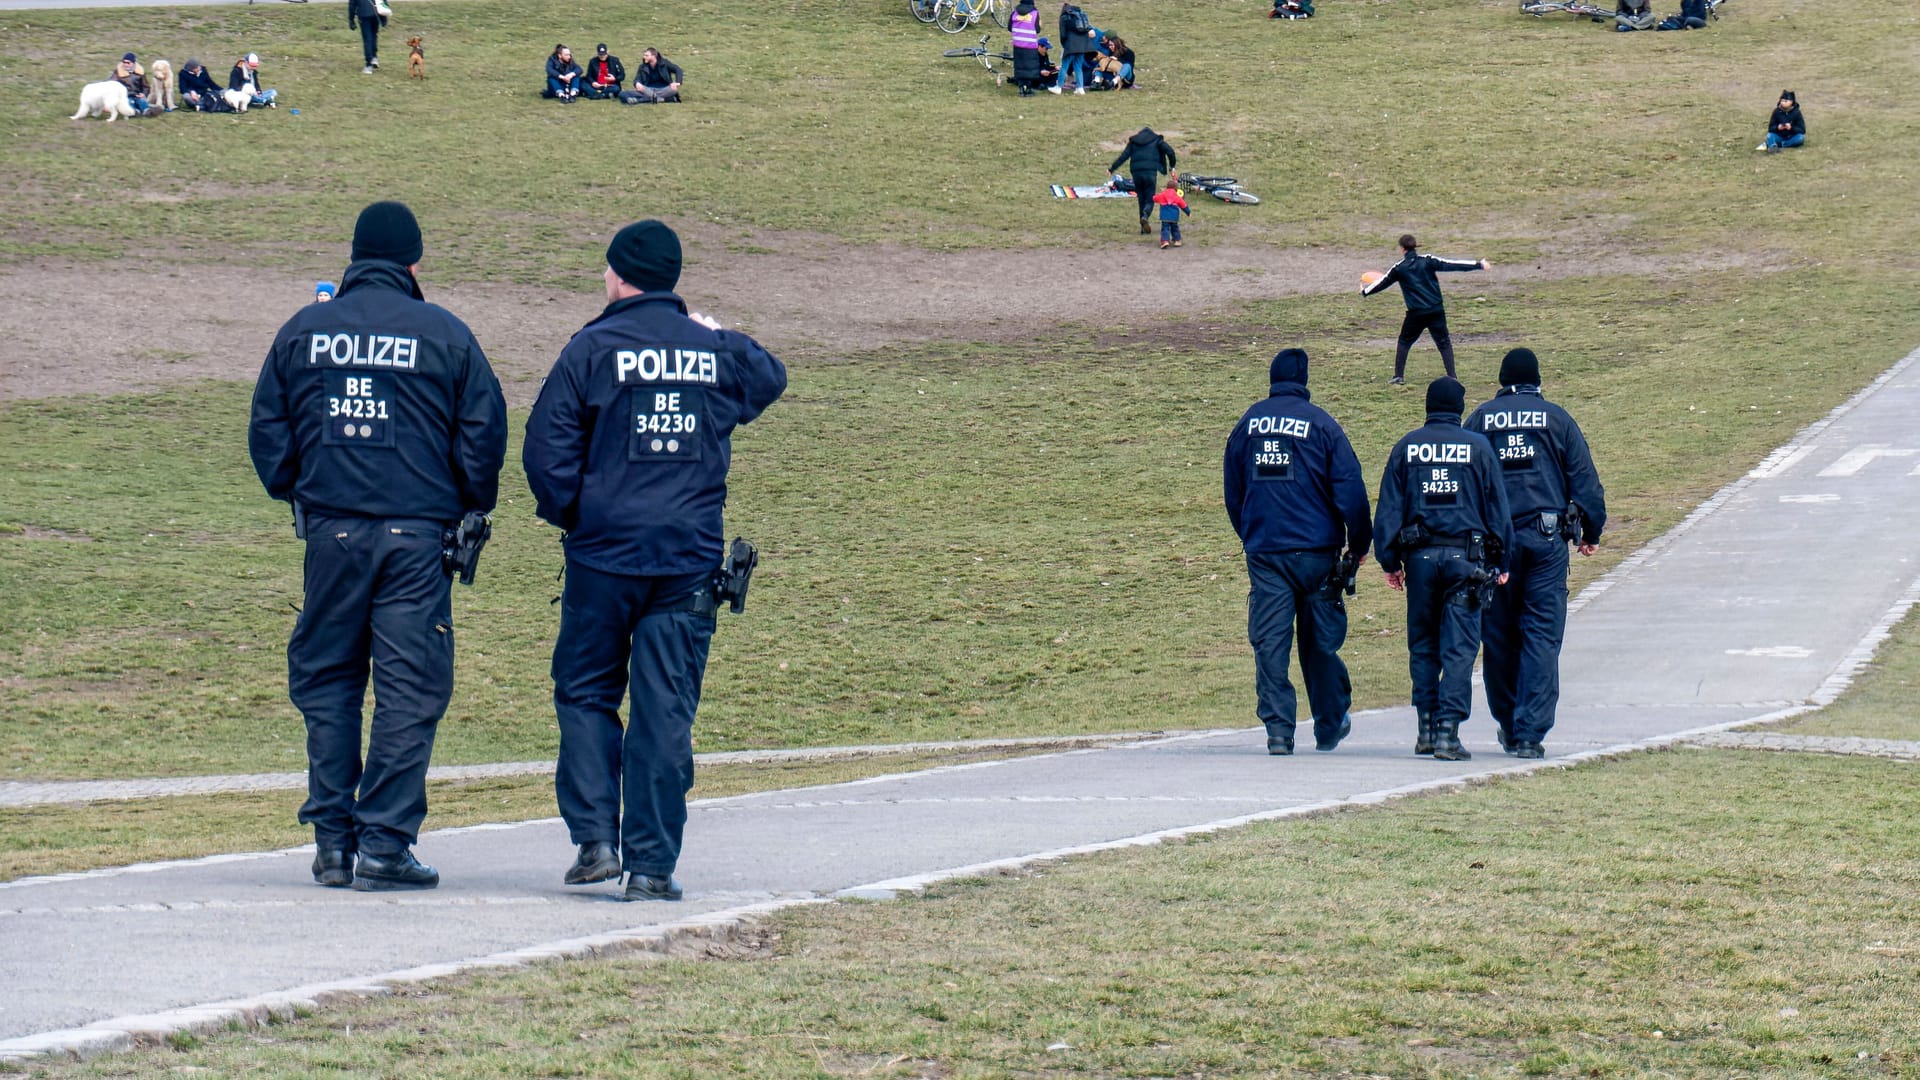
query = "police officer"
xmin=249 ymin=201 xmax=507 ymax=890
xmin=523 ymin=220 xmax=787 ymax=902
xmin=1372 ymin=378 xmax=1511 ymax=761
xmin=1223 ymin=348 xmax=1372 ymax=755
xmin=1466 ymin=348 xmax=1606 ymax=759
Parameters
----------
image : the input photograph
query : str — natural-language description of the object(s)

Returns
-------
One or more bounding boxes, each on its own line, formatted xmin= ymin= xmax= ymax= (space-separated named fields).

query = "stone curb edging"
xmin=1687 ymin=731 xmax=1920 ymax=761
xmin=0 ymin=731 xmax=1186 ymax=809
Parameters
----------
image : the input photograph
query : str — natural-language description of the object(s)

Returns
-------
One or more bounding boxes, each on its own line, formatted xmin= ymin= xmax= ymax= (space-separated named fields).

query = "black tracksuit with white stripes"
xmin=1362 ymin=250 xmax=1484 ymax=380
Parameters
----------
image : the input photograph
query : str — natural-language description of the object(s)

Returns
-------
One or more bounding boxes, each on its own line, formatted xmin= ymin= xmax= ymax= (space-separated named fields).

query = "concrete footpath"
xmin=6 ymin=346 xmax=1920 ymax=1060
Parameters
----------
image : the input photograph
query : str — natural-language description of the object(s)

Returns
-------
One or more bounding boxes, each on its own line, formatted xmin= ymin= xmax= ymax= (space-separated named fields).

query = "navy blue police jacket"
xmin=249 ymin=260 xmax=507 ymax=521
xmin=522 ymin=292 xmax=788 ymax=577
xmin=1223 ymin=383 xmax=1372 ymax=557
xmin=1372 ymin=413 xmax=1512 ymax=575
xmin=1466 ymin=386 xmax=1607 ymax=544
xmin=1361 ymin=252 xmax=1481 ymax=313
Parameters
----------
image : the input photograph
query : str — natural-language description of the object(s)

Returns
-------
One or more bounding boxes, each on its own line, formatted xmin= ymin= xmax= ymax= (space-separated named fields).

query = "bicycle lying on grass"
xmin=1518 ymin=0 xmax=1611 ymax=21
xmin=942 ymin=33 xmax=1014 ymax=78
xmin=1175 ymin=173 xmax=1261 ymax=206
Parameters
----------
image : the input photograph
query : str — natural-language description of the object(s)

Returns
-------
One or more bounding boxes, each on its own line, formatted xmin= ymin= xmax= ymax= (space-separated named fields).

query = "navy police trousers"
xmin=1402 ymin=545 xmax=1482 ymax=728
xmin=1481 ymin=526 xmax=1569 ymax=745
xmin=552 ymin=561 xmax=716 ymax=878
xmin=1247 ymin=551 xmax=1351 ymax=745
xmin=289 ymin=516 xmax=454 ymax=856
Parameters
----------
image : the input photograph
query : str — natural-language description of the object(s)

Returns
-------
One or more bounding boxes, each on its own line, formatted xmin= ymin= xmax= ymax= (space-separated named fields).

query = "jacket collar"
xmin=582 ymin=290 xmax=691 ymax=332
xmin=1497 ymin=384 xmax=1542 ymax=397
xmin=1268 ymin=382 xmax=1311 ymax=402
xmin=338 ymin=259 xmax=423 ymax=302
xmin=1424 ymin=412 xmax=1463 ymax=426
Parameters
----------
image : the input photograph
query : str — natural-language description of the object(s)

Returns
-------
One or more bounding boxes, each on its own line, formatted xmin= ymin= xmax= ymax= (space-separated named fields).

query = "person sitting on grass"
xmin=1614 ymin=0 xmax=1655 ymax=31
xmin=111 ymin=53 xmax=160 ymax=116
xmin=1271 ymin=0 xmax=1314 ymax=18
xmin=1092 ymin=32 xmax=1132 ymax=89
xmin=621 ymin=47 xmax=684 ymax=103
xmin=178 ymin=58 xmax=229 ymax=112
xmin=230 ymin=53 xmax=278 ymax=108
xmin=582 ymin=43 xmax=624 ymax=100
xmin=1760 ymin=90 xmax=1805 ymax=153
xmin=544 ymin=44 xmax=583 ymax=101
xmin=1035 ymin=36 xmax=1059 ymax=88
xmin=1655 ymin=0 xmax=1708 ymax=29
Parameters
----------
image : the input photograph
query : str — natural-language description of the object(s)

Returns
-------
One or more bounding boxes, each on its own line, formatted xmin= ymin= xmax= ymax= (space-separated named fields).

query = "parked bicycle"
xmin=909 ymin=0 xmax=939 ymax=23
xmin=942 ymin=33 xmax=1015 ymax=78
xmin=1518 ymin=0 xmax=1611 ymax=21
xmin=935 ymin=0 xmax=1010 ymax=34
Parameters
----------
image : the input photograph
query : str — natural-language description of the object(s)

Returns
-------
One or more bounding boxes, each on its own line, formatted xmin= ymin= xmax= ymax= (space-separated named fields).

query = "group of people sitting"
xmin=1007 ymin=2 xmax=1133 ymax=97
xmin=1613 ymin=0 xmax=1713 ymax=31
xmin=543 ymin=43 xmax=683 ymax=103
xmin=107 ymin=50 xmax=277 ymax=116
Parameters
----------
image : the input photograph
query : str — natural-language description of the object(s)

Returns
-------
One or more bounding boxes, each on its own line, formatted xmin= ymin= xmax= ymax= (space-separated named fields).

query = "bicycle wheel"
xmin=1210 ymin=188 xmax=1261 ymax=205
xmin=909 ymin=0 xmax=938 ymax=23
xmin=990 ymin=0 xmax=1011 ymax=29
xmin=1180 ymin=174 xmax=1238 ymax=188
xmin=935 ymin=0 xmax=970 ymax=33
xmin=943 ymin=47 xmax=983 ymax=57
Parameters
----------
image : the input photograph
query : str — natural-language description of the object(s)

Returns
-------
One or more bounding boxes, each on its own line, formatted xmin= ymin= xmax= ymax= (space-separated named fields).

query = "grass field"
xmin=28 ymin=747 xmax=1920 ymax=1079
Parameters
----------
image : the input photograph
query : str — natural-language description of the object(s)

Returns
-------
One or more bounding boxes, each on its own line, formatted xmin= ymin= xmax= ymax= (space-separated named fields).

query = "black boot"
xmin=1139 ymin=216 xmax=1151 ymax=235
xmin=624 ymin=873 xmax=684 ymax=901
xmin=1414 ymin=712 xmax=1436 ymax=756
xmin=1266 ymin=735 xmax=1294 ymax=756
xmin=564 ymin=841 xmax=622 ymax=885
xmin=1314 ymin=714 xmax=1352 ymax=753
xmin=352 ymin=848 xmax=440 ymax=891
xmin=311 ymin=848 xmax=354 ymax=888
xmin=1432 ymin=720 xmax=1471 ymax=762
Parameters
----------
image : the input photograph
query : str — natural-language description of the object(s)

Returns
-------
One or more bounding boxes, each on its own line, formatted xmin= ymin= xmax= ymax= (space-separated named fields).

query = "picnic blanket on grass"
xmin=1051 ymin=183 xmax=1133 ymax=199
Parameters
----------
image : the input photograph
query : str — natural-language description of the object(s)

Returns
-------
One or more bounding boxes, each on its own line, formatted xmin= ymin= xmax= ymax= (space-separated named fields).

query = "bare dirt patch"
xmin=0 ymin=230 xmax=1791 ymax=406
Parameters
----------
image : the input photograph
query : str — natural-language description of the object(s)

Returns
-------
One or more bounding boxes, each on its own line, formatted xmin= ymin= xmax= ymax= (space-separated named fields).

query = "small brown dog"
xmin=407 ymin=37 xmax=424 ymax=79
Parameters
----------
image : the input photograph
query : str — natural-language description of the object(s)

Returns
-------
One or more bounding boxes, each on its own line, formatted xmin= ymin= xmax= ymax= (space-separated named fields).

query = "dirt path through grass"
xmin=0 ymin=231 xmax=1778 ymax=405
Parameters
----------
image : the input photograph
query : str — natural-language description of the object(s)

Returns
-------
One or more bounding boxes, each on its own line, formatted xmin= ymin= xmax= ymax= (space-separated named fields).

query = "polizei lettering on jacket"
xmin=1481 ymin=410 xmax=1549 ymax=431
xmin=307 ymin=333 xmax=420 ymax=370
xmin=1406 ymin=442 xmax=1472 ymax=464
xmin=615 ymin=348 xmax=720 ymax=385
xmin=1246 ymin=415 xmax=1312 ymax=439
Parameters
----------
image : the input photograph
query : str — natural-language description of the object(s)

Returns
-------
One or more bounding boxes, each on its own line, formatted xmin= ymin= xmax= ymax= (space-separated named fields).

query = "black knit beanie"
xmin=351 ymin=201 xmax=423 ymax=265
xmin=1426 ymin=377 xmax=1465 ymax=416
xmin=1268 ymin=348 xmax=1308 ymax=386
xmin=606 ymin=220 xmax=682 ymax=292
xmin=1499 ymin=347 xmax=1541 ymax=387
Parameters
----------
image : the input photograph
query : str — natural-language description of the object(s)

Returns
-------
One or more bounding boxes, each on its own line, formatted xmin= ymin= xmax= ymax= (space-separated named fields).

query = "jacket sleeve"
xmin=611 ymin=58 xmax=626 ymax=84
xmin=545 ymin=56 xmax=562 ymax=80
xmin=452 ymin=335 xmax=508 ymax=514
xmin=1559 ymin=414 xmax=1607 ymax=543
xmin=522 ymin=350 xmax=589 ymax=532
xmin=718 ymin=330 xmax=788 ymax=426
xmin=666 ymin=60 xmax=685 ymax=83
xmin=1372 ymin=447 xmax=1406 ymax=573
xmin=228 ymin=67 xmax=245 ymax=91
xmin=1431 ymin=257 xmax=1483 ymax=273
xmin=1222 ymin=427 xmax=1246 ymax=540
xmin=1360 ymin=264 xmax=1400 ymax=298
xmin=1109 ymin=148 xmax=1129 ymax=174
xmin=1791 ymin=108 xmax=1805 ymax=136
xmin=247 ymin=341 xmax=299 ymax=503
xmin=1160 ymin=140 xmax=1177 ymax=173
xmin=1328 ymin=429 xmax=1372 ymax=560
xmin=1481 ymin=449 xmax=1514 ymax=574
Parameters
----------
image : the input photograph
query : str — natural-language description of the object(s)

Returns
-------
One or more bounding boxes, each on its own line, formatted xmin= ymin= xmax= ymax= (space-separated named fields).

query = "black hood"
xmin=1129 ymin=127 xmax=1159 ymax=145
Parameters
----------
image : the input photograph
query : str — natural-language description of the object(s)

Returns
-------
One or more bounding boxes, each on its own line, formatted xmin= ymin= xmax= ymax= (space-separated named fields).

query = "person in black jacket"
xmin=1372 ymin=378 xmax=1511 ymax=761
xmin=1224 ymin=348 xmax=1372 ymax=755
xmin=1466 ymin=348 xmax=1606 ymax=760
xmin=179 ymin=59 xmax=229 ymax=111
xmin=1108 ymin=126 xmax=1176 ymax=236
xmin=249 ymin=202 xmax=508 ymax=892
xmin=524 ymin=220 xmax=786 ymax=902
xmin=623 ymin=47 xmax=684 ymax=103
xmin=582 ymin=44 xmax=625 ymax=99
xmin=1760 ymin=90 xmax=1805 ymax=152
xmin=347 ymin=0 xmax=381 ymax=74
xmin=545 ymin=44 xmax=584 ymax=101
xmin=1360 ymin=233 xmax=1489 ymax=385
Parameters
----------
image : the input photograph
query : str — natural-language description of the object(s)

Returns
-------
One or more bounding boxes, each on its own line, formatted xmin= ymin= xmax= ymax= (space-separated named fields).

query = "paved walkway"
xmin=5 ymin=345 xmax=1920 ymax=1062
xmin=0 ymin=733 xmax=1159 ymax=808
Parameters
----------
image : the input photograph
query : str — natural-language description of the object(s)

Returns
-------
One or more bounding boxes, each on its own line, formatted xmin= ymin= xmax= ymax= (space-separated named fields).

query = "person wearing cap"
xmin=1372 ymin=378 xmax=1511 ymax=762
xmin=229 ymin=52 xmax=277 ymax=108
xmin=1223 ymin=348 xmax=1372 ymax=756
xmin=111 ymin=53 xmax=160 ymax=117
xmin=1360 ymin=234 xmax=1489 ymax=386
xmin=582 ymin=43 xmax=625 ymax=100
xmin=523 ymin=220 xmax=787 ymax=902
xmin=179 ymin=58 xmax=227 ymax=112
xmin=1760 ymin=91 xmax=1805 ymax=152
xmin=347 ymin=0 xmax=382 ymax=74
xmin=1466 ymin=349 xmax=1605 ymax=760
xmin=314 ymin=281 xmax=336 ymax=302
xmin=249 ymin=201 xmax=507 ymax=892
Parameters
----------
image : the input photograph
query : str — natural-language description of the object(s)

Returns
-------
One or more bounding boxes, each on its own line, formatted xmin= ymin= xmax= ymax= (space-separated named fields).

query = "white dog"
xmin=221 ymin=88 xmax=251 ymax=113
xmin=148 ymin=59 xmax=174 ymax=112
xmin=71 ymin=79 xmax=135 ymax=122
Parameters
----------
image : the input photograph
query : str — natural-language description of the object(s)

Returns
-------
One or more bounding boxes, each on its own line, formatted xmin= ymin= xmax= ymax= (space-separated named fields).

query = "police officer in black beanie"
xmin=1223 ymin=348 xmax=1372 ymax=755
xmin=524 ymin=219 xmax=787 ymax=902
xmin=1372 ymin=378 xmax=1511 ymax=760
xmin=1467 ymin=348 xmax=1606 ymax=759
xmin=250 ymin=200 xmax=507 ymax=890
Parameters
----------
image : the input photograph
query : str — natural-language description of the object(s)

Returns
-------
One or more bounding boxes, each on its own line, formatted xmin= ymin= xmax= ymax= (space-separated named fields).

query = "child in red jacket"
xmin=1152 ymin=185 xmax=1190 ymax=248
